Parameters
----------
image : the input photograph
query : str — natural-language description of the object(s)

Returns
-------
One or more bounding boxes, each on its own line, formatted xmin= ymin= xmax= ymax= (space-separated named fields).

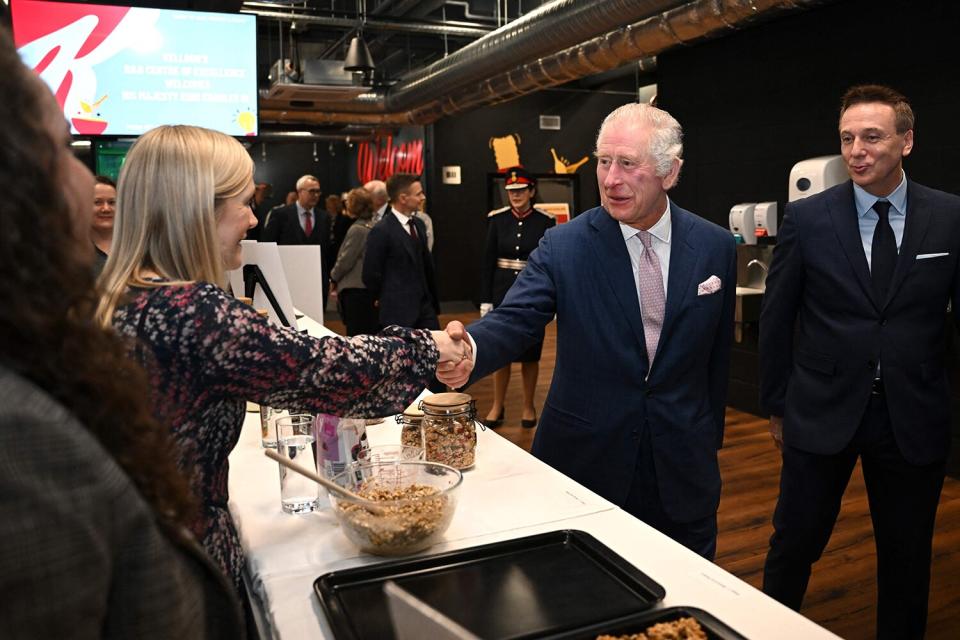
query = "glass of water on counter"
xmin=275 ymin=414 xmax=320 ymax=514
xmin=259 ymin=405 xmax=288 ymax=448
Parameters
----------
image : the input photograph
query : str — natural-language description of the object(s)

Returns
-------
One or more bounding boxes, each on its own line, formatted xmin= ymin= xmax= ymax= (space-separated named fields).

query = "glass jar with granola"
xmin=396 ymin=405 xmax=425 ymax=451
xmin=420 ymin=393 xmax=477 ymax=470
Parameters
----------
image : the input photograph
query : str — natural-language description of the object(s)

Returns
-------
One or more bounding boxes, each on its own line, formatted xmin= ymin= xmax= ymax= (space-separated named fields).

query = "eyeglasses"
xmin=301 ymin=188 xmax=322 ymax=195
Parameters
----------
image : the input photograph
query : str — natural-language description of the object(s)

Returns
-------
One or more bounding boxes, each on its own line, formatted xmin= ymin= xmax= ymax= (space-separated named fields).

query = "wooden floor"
xmin=329 ymin=311 xmax=960 ymax=639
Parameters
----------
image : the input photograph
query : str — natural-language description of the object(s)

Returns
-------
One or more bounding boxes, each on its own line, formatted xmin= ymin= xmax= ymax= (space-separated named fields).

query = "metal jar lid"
xmin=420 ymin=392 xmax=473 ymax=415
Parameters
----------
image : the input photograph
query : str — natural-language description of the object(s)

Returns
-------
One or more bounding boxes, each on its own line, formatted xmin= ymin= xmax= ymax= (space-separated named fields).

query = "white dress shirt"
xmin=619 ymin=201 xmax=672 ymax=311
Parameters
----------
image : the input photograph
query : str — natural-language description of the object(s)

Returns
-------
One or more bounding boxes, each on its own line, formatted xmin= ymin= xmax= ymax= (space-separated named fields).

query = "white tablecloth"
xmin=228 ymin=317 xmax=839 ymax=639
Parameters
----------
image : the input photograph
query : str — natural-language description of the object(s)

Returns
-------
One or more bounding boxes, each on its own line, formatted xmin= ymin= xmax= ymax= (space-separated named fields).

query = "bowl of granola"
xmin=328 ymin=461 xmax=462 ymax=556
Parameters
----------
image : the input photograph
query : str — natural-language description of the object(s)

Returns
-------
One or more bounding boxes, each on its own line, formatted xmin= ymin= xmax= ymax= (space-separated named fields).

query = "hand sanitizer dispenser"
xmin=788 ymin=155 xmax=847 ymax=202
xmin=729 ymin=203 xmax=757 ymax=245
xmin=754 ymin=202 xmax=778 ymax=238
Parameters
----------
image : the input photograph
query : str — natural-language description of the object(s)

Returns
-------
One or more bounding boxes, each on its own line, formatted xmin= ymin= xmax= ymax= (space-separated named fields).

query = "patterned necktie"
xmin=303 ymin=210 xmax=313 ymax=236
xmin=871 ymin=200 xmax=896 ymax=301
xmin=636 ymin=230 xmax=665 ymax=366
xmin=408 ymin=218 xmax=419 ymax=241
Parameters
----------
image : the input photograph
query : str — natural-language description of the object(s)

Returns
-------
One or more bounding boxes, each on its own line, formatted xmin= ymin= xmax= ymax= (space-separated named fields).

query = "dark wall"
xmin=655 ymin=0 xmax=960 ymax=473
xmin=247 ymin=140 xmax=353 ymax=209
xmin=427 ymin=85 xmax=638 ymax=302
xmin=659 ymin=0 xmax=960 ymax=229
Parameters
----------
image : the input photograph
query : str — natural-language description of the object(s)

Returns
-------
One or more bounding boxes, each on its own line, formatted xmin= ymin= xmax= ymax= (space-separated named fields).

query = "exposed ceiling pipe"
xmin=259 ymin=108 xmax=416 ymax=126
xmin=263 ymin=0 xmax=837 ymax=126
xmin=264 ymin=0 xmax=686 ymax=116
xmin=241 ymin=8 xmax=492 ymax=38
xmin=383 ymin=0 xmax=689 ymax=113
xmin=408 ymin=0 xmax=838 ymax=122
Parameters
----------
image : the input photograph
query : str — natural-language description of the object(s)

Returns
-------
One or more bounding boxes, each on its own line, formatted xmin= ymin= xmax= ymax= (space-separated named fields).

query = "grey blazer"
xmin=331 ymin=219 xmax=373 ymax=290
xmin=0 ymin=367 xmax=244 ymax=639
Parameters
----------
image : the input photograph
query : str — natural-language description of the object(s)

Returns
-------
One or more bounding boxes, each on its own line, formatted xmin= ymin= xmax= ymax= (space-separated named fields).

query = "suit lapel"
xmin=826 ymin=182 xmax=877 ymax=308
xmin=387 ymin=208 xmax=419 ymax=264
xmin=588 ymin=211 xmax=648 ymax=362
xmin=658 ymin=205 xmax=697 ymax=361
xmin=885 ymin=181 xmax=932 ymax=308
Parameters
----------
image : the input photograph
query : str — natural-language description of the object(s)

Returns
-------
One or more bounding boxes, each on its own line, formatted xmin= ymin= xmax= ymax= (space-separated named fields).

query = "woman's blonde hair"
xmin=97 ymin=125 xmax=253 ymax=326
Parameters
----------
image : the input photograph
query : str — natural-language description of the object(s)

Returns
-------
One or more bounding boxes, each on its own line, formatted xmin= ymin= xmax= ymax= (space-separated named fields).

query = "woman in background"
xmin=331 ymin=187 xmax=379 ymax=336
xmin=0 ymin=29 xmax=242 ymax=638
xmin=96 ymin=125 xmax=469 ymax=597
xmin=479 ymin=166 xmax=555 ymax=429
xmin=90 ymin=175 xmax=116 ymax=277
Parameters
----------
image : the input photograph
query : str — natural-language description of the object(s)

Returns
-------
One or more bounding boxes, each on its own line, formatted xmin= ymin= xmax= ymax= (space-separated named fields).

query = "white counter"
xmin=228 ymin=317 xmax=838 ymax=639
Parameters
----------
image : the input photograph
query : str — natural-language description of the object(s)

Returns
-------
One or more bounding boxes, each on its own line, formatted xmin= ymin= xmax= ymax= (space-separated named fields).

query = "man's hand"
xmin=769 ymin=415 xmax=784 ymax=451
xmin=432 ymin=321 xmax=474 ymax=388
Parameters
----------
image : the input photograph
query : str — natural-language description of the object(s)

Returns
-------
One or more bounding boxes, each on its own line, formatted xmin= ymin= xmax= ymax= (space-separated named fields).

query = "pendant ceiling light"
xmin=344 ymin=0 xmax=375 ymax=74
xmin=344 ymin=34 xmax=375 ymax=73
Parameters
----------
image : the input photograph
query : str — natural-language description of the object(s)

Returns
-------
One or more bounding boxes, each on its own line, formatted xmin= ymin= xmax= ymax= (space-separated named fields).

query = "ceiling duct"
xmin=266 ymin=58 xmax=370 ymax=104
xmin=261 ymin=0 xmax=837 ymax=126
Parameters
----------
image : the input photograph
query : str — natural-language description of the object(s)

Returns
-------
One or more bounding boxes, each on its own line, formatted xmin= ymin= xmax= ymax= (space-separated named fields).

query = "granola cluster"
xmin=596 ymin=616 xmax=707 ymax=640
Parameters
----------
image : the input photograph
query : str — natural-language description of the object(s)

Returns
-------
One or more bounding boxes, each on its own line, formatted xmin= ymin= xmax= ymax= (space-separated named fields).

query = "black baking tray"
xmin=543 ymin=605 xmax=748 ymax=639
xmin=315 ymin=529 xmax=666 ymax=640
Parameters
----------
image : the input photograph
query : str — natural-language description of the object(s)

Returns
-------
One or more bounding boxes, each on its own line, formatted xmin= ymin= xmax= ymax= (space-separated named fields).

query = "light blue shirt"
xmin=854 ymin=171 xmax=908 ymax=270
xmin=620 ymin=200 xmax=672 ymax=311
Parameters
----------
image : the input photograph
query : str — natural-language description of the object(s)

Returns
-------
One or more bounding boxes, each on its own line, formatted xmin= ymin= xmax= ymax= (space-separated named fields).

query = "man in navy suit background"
xmin=261 ymin=174 xmax=331 ymax=309
xmin=444 ymin=103 xmax=736 ymax=559
xmin=760 ymin=85 xmax=960 ymax=639
xmin=362 ymin=173 xmax=439 ymax=331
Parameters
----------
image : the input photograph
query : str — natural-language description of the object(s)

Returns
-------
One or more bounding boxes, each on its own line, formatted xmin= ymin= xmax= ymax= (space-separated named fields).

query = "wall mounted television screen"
xmin=11 ymin=0 xmax=257 ymax=137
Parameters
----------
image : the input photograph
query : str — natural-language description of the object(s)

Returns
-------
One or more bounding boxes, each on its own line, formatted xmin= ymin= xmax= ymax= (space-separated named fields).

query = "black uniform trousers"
xmin=763 ymin=384 xmax=945 ymax=640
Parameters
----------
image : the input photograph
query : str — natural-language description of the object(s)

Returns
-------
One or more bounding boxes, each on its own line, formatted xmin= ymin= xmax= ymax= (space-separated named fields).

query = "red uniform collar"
xmin=511 ymin=206 xmax=533 ymax=220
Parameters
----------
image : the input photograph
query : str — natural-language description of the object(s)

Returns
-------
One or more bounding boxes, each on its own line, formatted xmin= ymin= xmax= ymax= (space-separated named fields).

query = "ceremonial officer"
xmin=479 ymin=166 xmax=556 ymax=428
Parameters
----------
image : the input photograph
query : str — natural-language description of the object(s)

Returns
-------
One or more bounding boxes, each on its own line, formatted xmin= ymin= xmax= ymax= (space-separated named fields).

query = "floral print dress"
xmin=113 ymin=281 xmax=437 ymax=592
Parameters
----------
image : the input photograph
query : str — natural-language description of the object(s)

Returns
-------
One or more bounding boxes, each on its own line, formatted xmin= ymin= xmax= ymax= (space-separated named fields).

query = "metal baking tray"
xmin=543 ymin=605 xmax=748 ymax=639
xmin=315 ymin=529 xmax=666 ymax=640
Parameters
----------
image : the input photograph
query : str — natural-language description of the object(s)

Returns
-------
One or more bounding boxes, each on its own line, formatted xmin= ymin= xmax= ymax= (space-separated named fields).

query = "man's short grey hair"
xmin=363 ymin=179 xmax=387 ymax=198
xmin=596 ymin=103 xmax=683 ymax=178
xmin=296 ymin=175 xmax=319 ymax=191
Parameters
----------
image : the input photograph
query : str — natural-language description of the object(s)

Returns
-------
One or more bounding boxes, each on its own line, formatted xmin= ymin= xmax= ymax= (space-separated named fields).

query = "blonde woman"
xmin=97 ymin=125 xmax=470 ymax=598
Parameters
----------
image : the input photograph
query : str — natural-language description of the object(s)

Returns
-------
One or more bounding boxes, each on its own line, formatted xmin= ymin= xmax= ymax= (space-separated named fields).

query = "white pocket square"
xmin=697 ymin=275 xmax=722 ymax=296
xmin=916 ymin=252 xmax=949 ymax=260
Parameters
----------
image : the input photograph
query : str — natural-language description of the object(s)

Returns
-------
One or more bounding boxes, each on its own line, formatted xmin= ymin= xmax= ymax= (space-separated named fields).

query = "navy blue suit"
xmin=362 ymin=209 xmax=439 ymax=330
xmin=759 ymin=179 xmax=960 ymax=638
xmin=467 ymin=204 xmax=736 ymax=551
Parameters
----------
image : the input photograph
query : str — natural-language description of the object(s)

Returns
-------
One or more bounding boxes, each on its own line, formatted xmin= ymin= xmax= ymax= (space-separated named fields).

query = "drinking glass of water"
xmin=275 ymin=414 xmax=319 ymax=514
xmin=259 ymin=405 xmax=288 ymax=448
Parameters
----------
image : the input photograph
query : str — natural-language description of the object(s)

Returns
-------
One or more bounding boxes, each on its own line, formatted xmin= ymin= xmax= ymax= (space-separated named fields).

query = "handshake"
xmin=431 ymin=321 xmax=475 ymax=389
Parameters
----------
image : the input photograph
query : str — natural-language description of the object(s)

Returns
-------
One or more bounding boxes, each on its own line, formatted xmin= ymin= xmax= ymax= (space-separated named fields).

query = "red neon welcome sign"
xmin=357 ymin=136 xmax=424 ymax=183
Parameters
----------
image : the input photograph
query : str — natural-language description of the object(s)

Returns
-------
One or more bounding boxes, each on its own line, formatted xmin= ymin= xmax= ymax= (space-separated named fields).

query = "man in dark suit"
xmin=261 ymin=174 xmax=331 ymax=308
xmin=362 ymin=173 xmax=439 ymax=331
xmin=759 ymin=85 xmax=960 ymax=639
xmin=443 ymin=103 xmax=736 ymax=559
